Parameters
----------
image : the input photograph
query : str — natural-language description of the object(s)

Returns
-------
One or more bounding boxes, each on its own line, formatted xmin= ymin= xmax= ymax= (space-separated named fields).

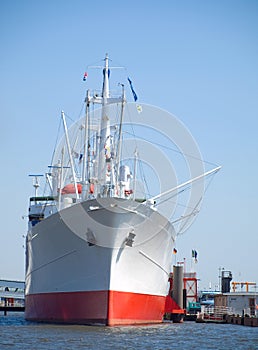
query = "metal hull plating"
xmin=25 ymin=198 xmax=175 ymax=325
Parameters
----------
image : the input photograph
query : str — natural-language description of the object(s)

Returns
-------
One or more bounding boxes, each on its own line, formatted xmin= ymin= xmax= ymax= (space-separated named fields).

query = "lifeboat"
xmin=62 ymin=183 xmax=82 ymax=194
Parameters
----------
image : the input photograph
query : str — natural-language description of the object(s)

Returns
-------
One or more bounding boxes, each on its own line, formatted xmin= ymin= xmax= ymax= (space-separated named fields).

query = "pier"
xmin=0 ymin=304 xmax=25 ymax=316
xmin=196 ymin=305 xmax=258 ymax=327
xmin=225 ymin=314 xmax=258 ymax=327
xmin=0 ymin=279 xmax=25 ymax=315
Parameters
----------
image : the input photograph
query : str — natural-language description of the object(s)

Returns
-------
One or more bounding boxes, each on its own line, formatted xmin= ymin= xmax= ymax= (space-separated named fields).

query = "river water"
xmin=0 ymin=314 xmax=257 ymax=349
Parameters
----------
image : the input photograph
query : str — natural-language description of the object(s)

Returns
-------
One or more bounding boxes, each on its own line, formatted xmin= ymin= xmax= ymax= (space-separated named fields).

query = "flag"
xmin=173 ymin=248 xmax=177 ymax=254
xmin=192 ymin=250 xmax=198 ymax=263
xmin=83 ymin=72 xmax=88 ymax=81
xmin=127 ymin=77 xmax=138 ymax=101
xmin=136 ymin=105 xmax=142 ymax=113
xmin=192 ymin=249 xmax=198 ymax=262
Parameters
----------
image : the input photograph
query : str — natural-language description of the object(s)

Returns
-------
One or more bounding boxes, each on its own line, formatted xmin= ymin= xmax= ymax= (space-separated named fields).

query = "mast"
xmin=116 ymin=83 xmax=126 ymax=193
xmin=58 ymin=147 xmax=65 ymax=207
xmin=97 ymin=54 xmax=112 ymax=195
xmin=103 ymin=53 xmax=110 ymax=100
xmin=81 ymin=54 xmax=124 ymax=198
xmin=29 ymin=175 xmax=44 ymax=203
xmin=82 ymin=90 xmax=90 ymax=199
xmin=133 ymin=149 xmax=138 ymax=200
xmin=61 ymin=111 xmax=79 ymax=200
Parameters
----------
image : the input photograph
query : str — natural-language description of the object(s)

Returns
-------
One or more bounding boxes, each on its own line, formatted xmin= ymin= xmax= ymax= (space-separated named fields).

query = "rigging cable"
xmin=123 ymin=130 xmax=219 ymax=168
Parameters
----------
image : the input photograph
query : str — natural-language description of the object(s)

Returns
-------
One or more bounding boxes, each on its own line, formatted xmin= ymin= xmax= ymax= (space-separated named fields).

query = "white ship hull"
xmin=25 ymin=198 xmax=175 ymax=325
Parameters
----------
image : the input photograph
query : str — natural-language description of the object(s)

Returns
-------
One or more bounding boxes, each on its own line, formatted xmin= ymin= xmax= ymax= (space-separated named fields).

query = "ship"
xmin=25 ymin=54 xmax=220 ymax=325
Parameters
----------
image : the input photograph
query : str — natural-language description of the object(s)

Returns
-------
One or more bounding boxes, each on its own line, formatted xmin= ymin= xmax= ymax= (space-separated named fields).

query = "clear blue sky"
xmin=1 ymin=0 xmax=257 ymax=291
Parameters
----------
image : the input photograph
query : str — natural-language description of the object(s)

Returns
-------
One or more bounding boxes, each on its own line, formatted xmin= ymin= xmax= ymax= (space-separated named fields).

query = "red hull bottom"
xmin=25 ymin=290 xmax=166 ymax=326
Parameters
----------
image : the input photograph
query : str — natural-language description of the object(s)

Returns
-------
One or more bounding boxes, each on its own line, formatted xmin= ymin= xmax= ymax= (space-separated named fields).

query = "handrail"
xmin=201 ymin=305 xmax=233 ymax=320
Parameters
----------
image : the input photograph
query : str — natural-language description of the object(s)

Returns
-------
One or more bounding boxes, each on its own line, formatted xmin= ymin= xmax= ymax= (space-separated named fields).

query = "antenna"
xmin=29 ymin=174 xmax=44 ymax=198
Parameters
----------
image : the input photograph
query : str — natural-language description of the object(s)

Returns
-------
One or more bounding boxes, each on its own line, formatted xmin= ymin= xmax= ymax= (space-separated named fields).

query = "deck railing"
xmin=198 ymin=305 xmax=233 ymax=321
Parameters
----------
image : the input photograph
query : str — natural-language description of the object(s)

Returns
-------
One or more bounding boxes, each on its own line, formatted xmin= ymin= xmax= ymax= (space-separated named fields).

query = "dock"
xmin=0 ymin=305 xmax=25 ymax=316
xmin=225 ymin=314 xmax=258 ymax=327
xmin=0 ymin=279 xmax=25 ymax=315
xmin=196 ymin=306 xmax=258 ymax=327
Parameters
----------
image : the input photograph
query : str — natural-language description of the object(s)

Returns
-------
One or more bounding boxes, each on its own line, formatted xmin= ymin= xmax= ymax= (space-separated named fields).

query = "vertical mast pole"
xmin=116 ymin=84 xmax=125 ymax=193
xmin=61 ymin=111 xmax=79 ymax=200
xmin=58 ymin=147 xmax=65 ymax=208
xmin=34 ymin=176 xmax=40 ymax=198
xmin=133 ymin=149 xmax=138 ymax=200
xmin=98 ymin=53 xmax=111 ymax=194
xmin=82 ymin=90 xmax=90 ymax=199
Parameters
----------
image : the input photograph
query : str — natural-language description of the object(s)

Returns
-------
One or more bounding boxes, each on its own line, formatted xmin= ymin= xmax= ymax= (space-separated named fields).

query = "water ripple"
xmin=0 ymin=314 xmax=257 ymax=350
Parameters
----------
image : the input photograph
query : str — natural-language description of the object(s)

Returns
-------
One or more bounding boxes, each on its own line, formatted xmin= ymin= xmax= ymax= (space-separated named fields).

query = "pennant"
xmin=83 ymin=72 xmax=88 ymax=81
xmin=136 ymin=105 xmax=142 ymax=113
xmin=128 ymin=77 xmax=138 ymax=101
